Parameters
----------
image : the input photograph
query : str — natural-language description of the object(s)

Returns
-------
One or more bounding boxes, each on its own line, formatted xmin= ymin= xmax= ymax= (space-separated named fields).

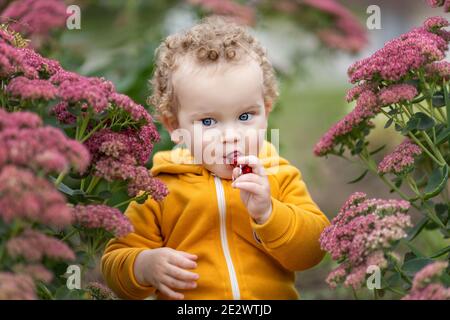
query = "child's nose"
xmin=220 ymin=127 xmax=241 ymax=144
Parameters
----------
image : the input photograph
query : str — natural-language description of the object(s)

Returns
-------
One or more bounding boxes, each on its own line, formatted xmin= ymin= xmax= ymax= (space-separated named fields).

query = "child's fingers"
xmin=158 ymin=283 xmax=184 ymax=300
xmin=162 ymin=275 xmax=197 ymax=290
xmin=166 ymin=264 xmax=199 ymax=282
xmin=178 ymin=251 xmax=198 ymax=261
xmin=232 ymin=173 xmax=263 ymax=186
xmin=232 ymin=181 xmax=264 ymax=196
xmin=169 ymin=253 xmax=198 ymax=270
xmin=236 ymin=155 xmax=265 ymax=176
xmin=232 ymin=167 xmax=241 ymax=181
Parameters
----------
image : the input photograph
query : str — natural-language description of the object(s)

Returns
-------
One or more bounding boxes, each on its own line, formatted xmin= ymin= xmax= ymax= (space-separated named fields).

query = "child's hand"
xmin=231 ymin=155 xmax=273 ymax=225
xmin=134 ymin=247 xmax=199 ymax=300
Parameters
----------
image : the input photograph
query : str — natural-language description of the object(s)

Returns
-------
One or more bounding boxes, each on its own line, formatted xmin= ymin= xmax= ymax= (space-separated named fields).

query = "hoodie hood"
xmin=150 ymin=140 xmax=288 ymax=176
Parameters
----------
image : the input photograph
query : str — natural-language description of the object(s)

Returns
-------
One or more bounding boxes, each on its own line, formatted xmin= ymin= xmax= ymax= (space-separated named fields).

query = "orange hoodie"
xmin=101 ymin=140 xmax=330 ymax=300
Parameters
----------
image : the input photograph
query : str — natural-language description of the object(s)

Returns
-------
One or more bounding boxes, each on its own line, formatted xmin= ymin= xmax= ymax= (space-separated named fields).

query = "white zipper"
xmin=213 ymin=175 xmax=241 ymax=300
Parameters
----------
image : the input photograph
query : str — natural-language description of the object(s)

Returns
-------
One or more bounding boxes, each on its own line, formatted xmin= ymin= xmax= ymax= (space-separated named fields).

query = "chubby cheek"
xmin=244 ymin=127 xmax=266 ymax=155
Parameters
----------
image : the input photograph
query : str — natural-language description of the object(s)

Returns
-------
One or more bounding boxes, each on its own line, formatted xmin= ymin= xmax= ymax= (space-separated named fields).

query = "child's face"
xmin=169 ymin=56 xmax=269 ymax=179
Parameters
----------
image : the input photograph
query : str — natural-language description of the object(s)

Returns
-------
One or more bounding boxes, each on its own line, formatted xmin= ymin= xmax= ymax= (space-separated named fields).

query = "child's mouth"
xmin=223 ymin=151 xmax=252 ymax=174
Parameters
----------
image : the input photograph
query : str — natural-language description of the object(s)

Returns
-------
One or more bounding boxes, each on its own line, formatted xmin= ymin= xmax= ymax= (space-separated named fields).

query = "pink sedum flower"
xmin=0 ymin=272 xmax=36 ymax=300
xmin=6 ymin=229 xmax=76 ymax=262
xmin=348 ymin=17 xmax=448 ymax=83
xmin=12 ymin=264 xmax=53 ymax=284
xmin=0 ymin=109 xmax=91 ymax=174
xmin=58 ymin=77 xmax=114 ymax=114
xmin=1 ymin=0 xmax=67 ymax=40
xmin=426 ymin=0 xmax=450 ymax=12
xmin=85 ymin=281 xmax=116 ymax=300
xmin=320 ymin=192 xmax=411 ymax=289
xmin=378 ymin=84 xmax=418 ymax=106
xmin=6 ymin=76 xmax=58 ymax=101
xmin=377 ymin=139 xmax=422 ymax=175
xmin=73 ymin=204 xmax=134 ymax=238
xmin=0 ymin=165 xmax=73 ymax=227
xmin=402 ymin=261 xmax=450 ymax=300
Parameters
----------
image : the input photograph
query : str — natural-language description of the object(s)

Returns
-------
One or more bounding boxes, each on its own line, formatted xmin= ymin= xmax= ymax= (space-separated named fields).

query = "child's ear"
xmin=161 ymin=116 xmax=180 ymax=143
xmin=264 ymin=101 xmax=272 ymax=118
xmin=161 ymin=115 xmax=178 ymax=132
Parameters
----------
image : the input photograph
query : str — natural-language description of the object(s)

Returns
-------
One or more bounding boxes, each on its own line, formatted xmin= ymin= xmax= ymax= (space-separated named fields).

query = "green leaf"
xmin=443 ymin=79 xmax=450 ymax=145
xmin=432 ymin=94 xmax=446 ymax=108
xmin=369 ymin=144 xmax=386 ymax=156
xmin=423 ymin=165 xmax=448 ymax=200
xmin=98 ymin=190 xmax=113 ymax=200
xmin=429 ymin=245 xmax=450 ymax=258
xmin=50 ymin=178 xmax=75 ymax=196
xmin=384 ymin=118 xmax=393 ymax=129
xmin=384 ymin=273 xmax=403 ymax=289
xmin=435 ymin=127 xmax=450 ymax=145
xmin=406 ymin=216 xmax=428 ymax=241
xmin=435 ymin=203 xmax=449 ymax=225
xmin=402 ymin=258 xmax=434 ymax=277
xmin=401 ymin=117 xmax=418 ymax=134
xmin=415 ymin=112 xmax=436 ymax=131
xmin=351 ymin=139 xmax=364 ymax=155
xmin=347 ymin=169 xmax=368 ymax=184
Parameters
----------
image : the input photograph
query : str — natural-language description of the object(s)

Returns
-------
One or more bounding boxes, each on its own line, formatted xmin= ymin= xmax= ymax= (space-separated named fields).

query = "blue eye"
xmin=239 ymin=112 xmax=253 ymax=121
xmin=201 ymin=118 xmax=216 ymax=126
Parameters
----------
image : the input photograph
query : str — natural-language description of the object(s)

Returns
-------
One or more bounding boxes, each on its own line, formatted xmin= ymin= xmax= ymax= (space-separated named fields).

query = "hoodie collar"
xmin=150 ymin=140 xmax=287 ymax=176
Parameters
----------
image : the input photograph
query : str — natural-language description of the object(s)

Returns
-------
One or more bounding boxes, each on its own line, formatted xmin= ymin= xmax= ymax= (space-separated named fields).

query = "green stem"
xmin=351 ymin=287 xmax=359 ymax=300
xmin=408 ymin=132 xmax=445 ymax=167
xmin=419 ymin=131 xmax=447 ymax=166
xmin=113 ymin=198 xmax=135 ymax=209
xmin=385 ymin=286 xmax=407 ymax=296
xmin=380 ymin=108 xmax=444 ymax=166
xmin=387 ymin=253 xmax=412 ymax=286
xmin=60 ymin=228 xmax=78 ymax=242
xmin=80 ymin=117 xmax=109 ymax=143
xmin=54 ymin=171 xmax=67 ymax=187
xmin=77 ymin=114 xmax=91 ymax=141
xmin=85 ymin=176 xmax=100 ymax=194
xmin=360 ymin=153 xmax=408 ymax=200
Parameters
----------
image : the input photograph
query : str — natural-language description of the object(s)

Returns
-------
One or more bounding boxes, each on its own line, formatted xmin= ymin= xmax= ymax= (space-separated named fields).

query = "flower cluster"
xmin=187 ymin=0 xmax=255 ymax=26
xmin=0 ymin=109 xmax=90 ymax=174
xmin=6 ymin=76 xmax=58 ymax=101
xmin=0 ymin=272 xmax=36 ymax=300
xmin=188 ymin=0 xmax=366 ymax=53
xmin=1 ymin=25 xmax=167 ymax=203
xmin=378 ymin=139 xmax=423 ymax=175
xmin=348 ymin=18 xmax=448 ymax=83
xmin=85 ymin=281 xmax=116 ymax=300
xmin=85 ymin=128 xmax=168 ymax=199
xmin=427 ymin=0 xmax=450 ymax=12
xmin=12 ymin=264 xmax=53 ymax=284
xmin=303 ymin=0 xmax=367 ymax=53
xmin=0 ymin=0 xmax=67 ymax=47
xmin=6 ymin=229 xmax=76 ymax=262
xmin=313 ymin=87 xmax=377 ymax=156
xmin=314 ymin=16 xmax=449 ymax=157
xmin=0 ymin=165 xmax=73 ymax=227
xmin=73 ymin=205 xmax=134 ymax=238
xmin=320 ymin=192 xmax=411 ymax=289
xmin=402 ymin=261 xmax=450 ymax=300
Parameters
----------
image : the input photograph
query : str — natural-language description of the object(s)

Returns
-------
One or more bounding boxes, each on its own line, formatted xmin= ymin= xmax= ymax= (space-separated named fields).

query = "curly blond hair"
xmin=148 ymin=15 xmax=279 ymax=127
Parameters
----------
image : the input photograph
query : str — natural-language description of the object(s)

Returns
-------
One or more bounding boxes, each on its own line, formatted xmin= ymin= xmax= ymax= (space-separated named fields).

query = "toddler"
xmin=102 ymin=15 xmax=330 ymax=300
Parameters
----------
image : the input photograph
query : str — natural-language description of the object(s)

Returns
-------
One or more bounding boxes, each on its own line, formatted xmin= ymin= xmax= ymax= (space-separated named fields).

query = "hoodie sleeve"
xmin=249 ymin=164 xmax=330 ymax=272
xmin=101 ymin=197 xmax=164 ymax=300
